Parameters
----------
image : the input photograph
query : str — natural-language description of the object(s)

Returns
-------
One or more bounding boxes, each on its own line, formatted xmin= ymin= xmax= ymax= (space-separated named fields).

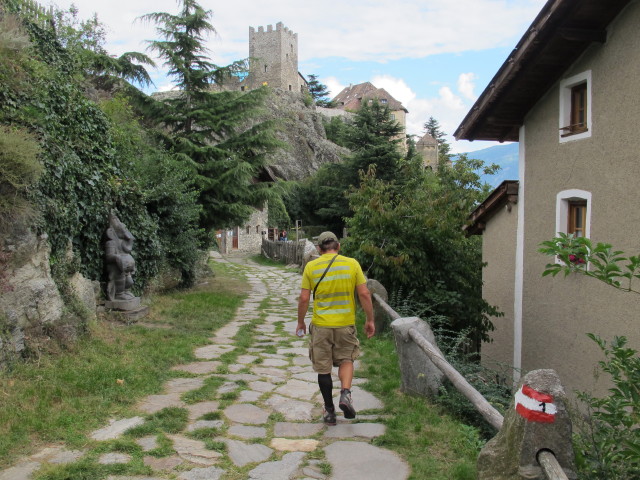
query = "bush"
xmin=573 ymin=335 xmax=640 ymax=479
xmin=388 ymin=292 xmax=512 ymax=439
xmin=0 ymin=125 xmax=42 ymax=233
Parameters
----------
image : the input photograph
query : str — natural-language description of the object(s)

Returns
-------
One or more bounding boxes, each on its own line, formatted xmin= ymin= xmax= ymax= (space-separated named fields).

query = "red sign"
xmin=515 ymin=384 xmax=557 ymax=423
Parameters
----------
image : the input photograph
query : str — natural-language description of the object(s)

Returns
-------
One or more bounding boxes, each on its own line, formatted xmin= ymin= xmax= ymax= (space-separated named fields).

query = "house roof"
xmin=464 ymin=180 xmax=519 ymax=235
xmin=454 ymin=0 xmax=632 ymax=142
xmin=332 ymin=82 xmax=408 ymax=113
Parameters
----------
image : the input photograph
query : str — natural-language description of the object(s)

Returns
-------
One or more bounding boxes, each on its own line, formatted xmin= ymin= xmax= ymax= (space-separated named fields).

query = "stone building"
xmin=246 ymin=22 xmax=307 ymax=93
xmin=218 ymin=206 xmax=269 ymax=254
xmin=332 ymin=82 xmax=408 ymax=135
xmin=331 ymin=82 xmax=408 ymax=151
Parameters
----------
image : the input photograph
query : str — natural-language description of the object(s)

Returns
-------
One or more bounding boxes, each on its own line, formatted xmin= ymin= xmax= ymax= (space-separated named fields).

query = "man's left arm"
xmin=356 ymin=283 xmax=375 ymax=338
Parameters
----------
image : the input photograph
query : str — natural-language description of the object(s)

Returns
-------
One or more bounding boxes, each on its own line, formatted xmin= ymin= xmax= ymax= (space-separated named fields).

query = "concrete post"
xmin=366 ymin=279 xmax=390 ymax=332
xmin=477 ymin=369 xmax=577 ymax=480
xmin=390 ymin=317 xmax=445 ymax=397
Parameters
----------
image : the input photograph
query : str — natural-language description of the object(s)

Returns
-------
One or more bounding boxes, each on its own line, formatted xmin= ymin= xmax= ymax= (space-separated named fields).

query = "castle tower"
xmin=248 ymin=22 xmax=301 ymax=92
xmin=416 ymin=132 xmax=439 ymax=169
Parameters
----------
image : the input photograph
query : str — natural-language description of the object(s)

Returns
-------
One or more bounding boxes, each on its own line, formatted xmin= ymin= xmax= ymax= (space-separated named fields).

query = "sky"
xmin=43 ymin=0 xmax=547 ymax=153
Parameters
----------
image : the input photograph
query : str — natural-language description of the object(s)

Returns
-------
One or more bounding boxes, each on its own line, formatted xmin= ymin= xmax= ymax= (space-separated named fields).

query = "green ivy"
xmin=1 ymin=6 xmax=202 ymax=292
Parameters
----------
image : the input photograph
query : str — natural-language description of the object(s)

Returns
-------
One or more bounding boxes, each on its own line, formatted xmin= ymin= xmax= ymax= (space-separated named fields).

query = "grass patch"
xmin=201 ymin=411 xmax=222 ymax=421
xmin=358 ymin=315 xmax=482 ymax=480
xmin=249 ymin=255 xmax=299 ymax=273
xmin=0 ymin=260 xmax=247 ymax=466
xmin=220 ymin=391 xmax=239 ymax=401
xmin=203 ymin=439 xmax=226 ymax=452
xmin=318 ymin=461 xmax=332 ymax=475
xmin=35 ymin=457 xmax=150 ymax=480
xmin=187 ymin=427 xmax=222 ymax=440
xmin=182 ymin=376 xmax=226 ymax=404
xmin=268 ymin=412 xmax=285 ymax=422
xmin=127 ymin=407 xmax=188 ymax=437
xmin=250 ymin=254 xmax=285 ymax=267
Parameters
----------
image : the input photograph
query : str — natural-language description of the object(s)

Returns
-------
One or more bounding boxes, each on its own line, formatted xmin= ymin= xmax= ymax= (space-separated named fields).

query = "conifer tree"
xmin=345 ymin=100 xmax=404 ymax=183
xmin=307 ymin=74 xmax=333 ymax=107
xmin=424 ymin=116 xmax=452 ymax=164
xmin=139 ymin=0 xmax=279 ymax=230
xmin=296 ymin=99 xmax=405 ymax=233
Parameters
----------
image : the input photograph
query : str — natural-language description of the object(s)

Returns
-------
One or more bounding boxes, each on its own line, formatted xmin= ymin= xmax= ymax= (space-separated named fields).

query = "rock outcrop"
xmin=261 ymin=90 xmax=349 ymax=181
xmin=0 ymin=230 xmax=97 ymax=365
xmin=152 ymin=88 xmax=349 ymax=182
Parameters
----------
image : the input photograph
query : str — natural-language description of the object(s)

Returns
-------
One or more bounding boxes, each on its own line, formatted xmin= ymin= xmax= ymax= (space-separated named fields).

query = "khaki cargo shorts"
xmin=308 ymin=324 xmax=360 ymax=374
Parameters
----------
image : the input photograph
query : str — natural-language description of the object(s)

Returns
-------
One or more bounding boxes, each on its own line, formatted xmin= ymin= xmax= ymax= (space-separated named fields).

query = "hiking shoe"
xmin=339 ymin=389 xmax=356 ymax=419
xmin=323 ymin=407 xmax=337 ymax=426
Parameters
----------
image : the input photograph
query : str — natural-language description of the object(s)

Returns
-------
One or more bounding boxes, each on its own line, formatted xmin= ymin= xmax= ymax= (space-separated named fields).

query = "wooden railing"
xmin=372 ymin=292 xmax=572 ymax=480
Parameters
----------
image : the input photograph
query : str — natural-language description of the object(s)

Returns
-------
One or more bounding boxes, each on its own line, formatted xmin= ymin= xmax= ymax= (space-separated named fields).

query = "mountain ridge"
xmin=459 ymin=142 xmax=519 ymax=188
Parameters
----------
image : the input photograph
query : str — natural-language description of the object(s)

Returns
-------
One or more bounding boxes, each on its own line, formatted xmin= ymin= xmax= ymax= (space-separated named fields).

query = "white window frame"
xmin=556 ymin=189 xmax=591 ymax=237
xmin=555 ymin=189 xmax=592 ymax=263
xmin=559 ymin=71 xmax=592 ymax=143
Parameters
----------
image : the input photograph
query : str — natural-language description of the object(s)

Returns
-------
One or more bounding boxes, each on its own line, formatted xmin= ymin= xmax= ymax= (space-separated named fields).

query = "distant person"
xmin=282 ymin=229 xmax=288 ymax=241
xmin=296 ymin=231 xmax=375 ymax=425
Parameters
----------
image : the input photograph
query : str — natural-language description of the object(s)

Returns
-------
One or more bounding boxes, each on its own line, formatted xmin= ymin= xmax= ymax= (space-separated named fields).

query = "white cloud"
xmin=157 ymin=82 xmax=178 ymax=92
xmin=357 ymin=74 xmax=472 ymax=150
xmin=369 ymin=75 xmax=484 ymax=153
xmin=370 ymin=75 xmax=416 ymax=107
xmin=46 ymin=0 xmax=547 ymax=64
xmin=323 ymin=76 xmax=346 ymax=98
xmin=457 ymin=73 xmax=477 ymax=101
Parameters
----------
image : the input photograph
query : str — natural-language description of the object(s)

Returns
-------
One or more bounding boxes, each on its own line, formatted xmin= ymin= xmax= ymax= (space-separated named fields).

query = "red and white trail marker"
xmin=515 ymin=384 xmax=557 ymax=423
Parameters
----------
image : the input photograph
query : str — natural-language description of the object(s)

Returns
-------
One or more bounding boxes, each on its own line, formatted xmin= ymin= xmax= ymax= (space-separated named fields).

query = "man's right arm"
xmin=356 ymin=283 xmax=375 ymax=338
xmin=297 ymin=288 xmax=311 ymax=335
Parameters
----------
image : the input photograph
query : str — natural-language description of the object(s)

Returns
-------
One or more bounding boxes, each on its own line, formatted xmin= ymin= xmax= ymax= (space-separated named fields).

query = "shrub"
xmin=0 ymin=125 xmax=42 ymax=233
xmin=573 ymin=335 xmax=640 ymax=479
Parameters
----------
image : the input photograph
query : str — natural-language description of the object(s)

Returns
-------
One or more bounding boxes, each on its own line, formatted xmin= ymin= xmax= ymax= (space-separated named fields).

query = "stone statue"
xmin=104 ymin=213 xmax=140 ymax=310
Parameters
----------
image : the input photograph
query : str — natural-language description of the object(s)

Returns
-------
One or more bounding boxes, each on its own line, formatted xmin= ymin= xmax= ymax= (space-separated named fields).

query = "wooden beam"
xmin=558 ymin=27 xmax=607 ymax=43
xmin=408 ymin=327 xmax=504 ymax=431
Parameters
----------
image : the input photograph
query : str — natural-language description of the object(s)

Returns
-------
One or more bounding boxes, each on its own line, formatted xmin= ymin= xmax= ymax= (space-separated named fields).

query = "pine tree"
xmin=346 ymin=100 xmax=404 ymax=183
xmin=424 ymin=116 xmax=451 ymax=164
xmin=307 ymin=74 xmax=333 ymax=107
xmin=294 ymin=99 xmax=405 ymax=233
xmin=139 ymin=0 xmax=280 ymax=230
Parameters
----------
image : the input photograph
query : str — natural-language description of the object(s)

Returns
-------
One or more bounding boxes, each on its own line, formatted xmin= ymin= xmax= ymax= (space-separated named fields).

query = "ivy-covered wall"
xmin=0 ymin=3 xmax=202 ymax=293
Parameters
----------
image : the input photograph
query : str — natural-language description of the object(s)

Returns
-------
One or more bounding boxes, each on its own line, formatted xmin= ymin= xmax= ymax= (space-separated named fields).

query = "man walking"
xmin=296 ymin=231 xmax=375 ymax=425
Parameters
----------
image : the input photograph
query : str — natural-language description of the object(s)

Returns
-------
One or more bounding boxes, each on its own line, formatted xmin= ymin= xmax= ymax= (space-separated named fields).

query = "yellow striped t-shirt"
xmin=301 ymin=254 xmax=366 ymax=327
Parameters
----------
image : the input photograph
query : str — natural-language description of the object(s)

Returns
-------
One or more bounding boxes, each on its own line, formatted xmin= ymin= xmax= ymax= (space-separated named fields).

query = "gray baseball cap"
xmin=317 ymin=231 xmax=338 ymax=245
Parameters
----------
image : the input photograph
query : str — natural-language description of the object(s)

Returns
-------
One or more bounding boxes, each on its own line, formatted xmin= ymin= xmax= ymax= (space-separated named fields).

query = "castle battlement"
xmin=250 ymin=22 xmax=297 ymax=39
xmin=247 ymin=22 xmax=305 ymax=93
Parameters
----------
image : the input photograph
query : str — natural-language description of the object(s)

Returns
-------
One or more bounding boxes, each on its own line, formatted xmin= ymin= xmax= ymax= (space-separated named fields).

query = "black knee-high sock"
xmin=318 ymin=373 xmax=334 ymax=410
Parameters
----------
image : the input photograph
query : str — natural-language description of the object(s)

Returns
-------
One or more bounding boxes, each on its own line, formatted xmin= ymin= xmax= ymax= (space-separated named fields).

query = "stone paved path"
xmin=0 ymin=253 xmax=409 ymax=480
